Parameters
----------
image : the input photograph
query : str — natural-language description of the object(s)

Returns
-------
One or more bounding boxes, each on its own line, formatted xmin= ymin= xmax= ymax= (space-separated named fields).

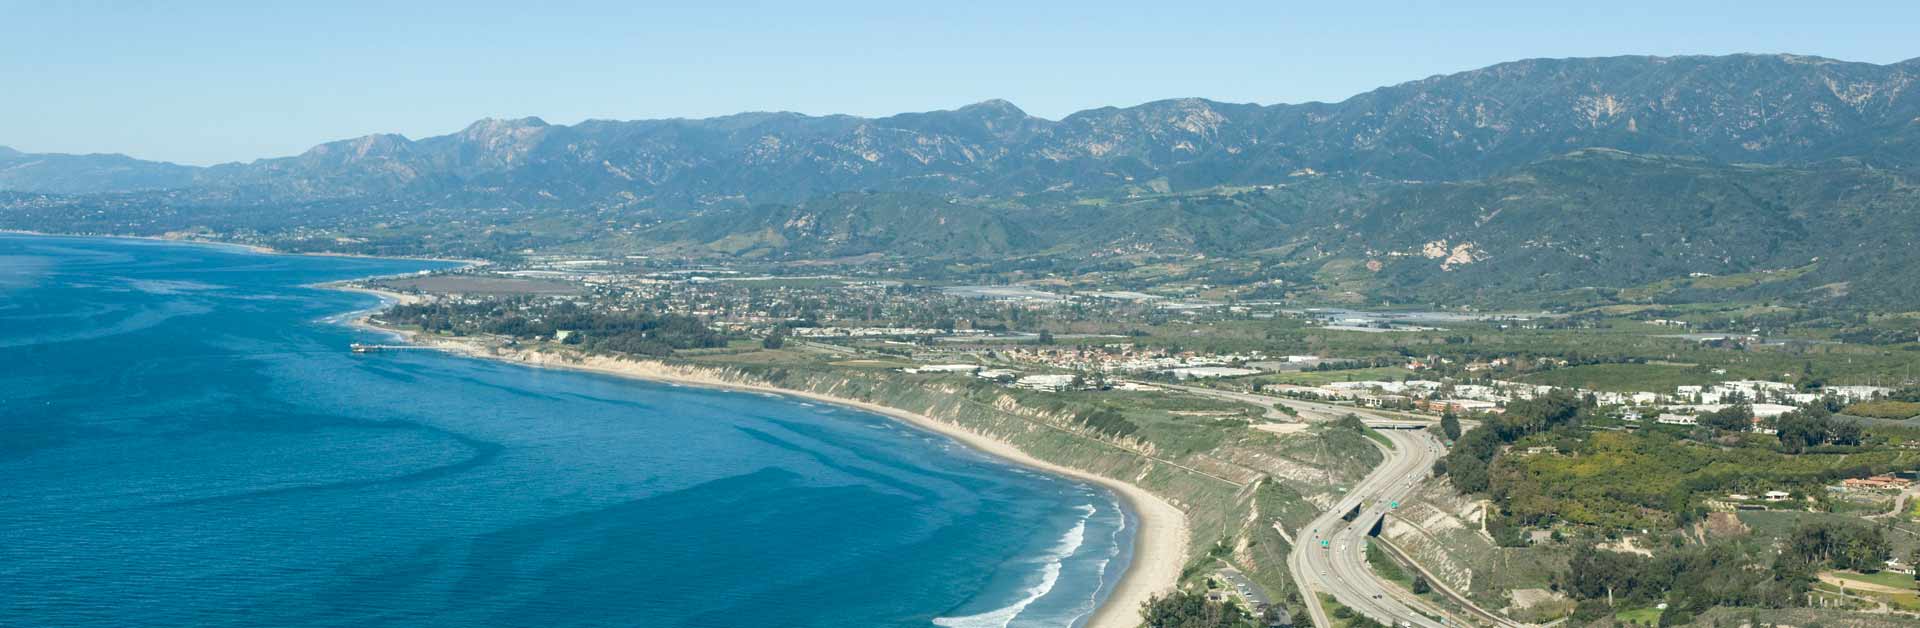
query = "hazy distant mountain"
xmin=0 ymin=146 xmax=200 ymax=194
xmin=5 ymin=54 xmax=1917 ymax=205
xmin=8 ymin=53 xmax=1920 ymax=308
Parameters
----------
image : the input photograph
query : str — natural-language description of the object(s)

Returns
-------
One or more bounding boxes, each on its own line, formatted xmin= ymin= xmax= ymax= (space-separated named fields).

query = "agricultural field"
xmin=1496 ymin=430 xmax=1920 ymax=529
xmin=1846 ymin=400 xmax=1920 ymax=420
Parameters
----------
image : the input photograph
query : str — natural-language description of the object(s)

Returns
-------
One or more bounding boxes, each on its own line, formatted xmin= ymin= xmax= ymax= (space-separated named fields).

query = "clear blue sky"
xmin=4 ymin=0 xmax=1916 ymax=165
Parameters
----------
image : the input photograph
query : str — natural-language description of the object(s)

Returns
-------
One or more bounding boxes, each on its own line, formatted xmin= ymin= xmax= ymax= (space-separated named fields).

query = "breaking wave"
xmin=932 ymin=504 xmax=1096 ymax=628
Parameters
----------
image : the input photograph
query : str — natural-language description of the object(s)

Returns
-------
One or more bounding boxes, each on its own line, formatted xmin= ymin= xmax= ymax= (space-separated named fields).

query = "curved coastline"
xmin=330 ymin=283 xmax=1189 ymax=628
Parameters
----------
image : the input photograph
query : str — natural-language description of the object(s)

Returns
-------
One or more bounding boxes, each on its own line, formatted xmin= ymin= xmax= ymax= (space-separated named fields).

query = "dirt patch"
xmin=1703 ymin=511 xmax=1750 ymax=538
xmin=1598 ymin=537 xmax=1653 ymax=557
xmin=1507 ymin=587 xmax=1566 ymax=611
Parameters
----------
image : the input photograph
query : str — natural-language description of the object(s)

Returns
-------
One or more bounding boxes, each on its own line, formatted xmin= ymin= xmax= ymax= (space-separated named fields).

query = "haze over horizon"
xmin=5 ymin=0 xmax=1919 ymax=165
xmin=13 ymin=5 xmax=1920 ymax=628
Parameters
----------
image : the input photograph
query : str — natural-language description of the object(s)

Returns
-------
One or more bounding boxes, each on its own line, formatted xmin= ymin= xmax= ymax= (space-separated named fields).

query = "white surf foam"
xmin=932 ymin=505 xmax=1095 ymax=628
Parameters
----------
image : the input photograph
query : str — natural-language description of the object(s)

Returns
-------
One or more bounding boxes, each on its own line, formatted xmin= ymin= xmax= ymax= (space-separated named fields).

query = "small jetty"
xmin=349 ymin=343 xmax=436 ymax=354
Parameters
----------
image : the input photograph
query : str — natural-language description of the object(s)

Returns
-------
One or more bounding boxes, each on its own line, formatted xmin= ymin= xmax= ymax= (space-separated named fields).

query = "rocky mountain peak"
xmin=303 ymin=133 xmax=412 ymax=160
xmin=461 ymin=116 xmax=550 ymax=134
xmin=957 ymin=99 xmax=1029 ymax=118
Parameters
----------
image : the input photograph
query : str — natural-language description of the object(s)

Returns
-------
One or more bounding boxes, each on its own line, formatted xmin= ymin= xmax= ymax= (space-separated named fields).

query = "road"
xmin=1289 ymin=426 xmax=1451 ymax=628
xmin=1155 ymin=382 xmax=1477 ymax=626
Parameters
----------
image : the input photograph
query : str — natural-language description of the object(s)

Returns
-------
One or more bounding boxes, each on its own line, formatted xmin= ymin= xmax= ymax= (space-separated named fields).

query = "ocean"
xmin=0 ymin=234 xmax=1132 ymax=628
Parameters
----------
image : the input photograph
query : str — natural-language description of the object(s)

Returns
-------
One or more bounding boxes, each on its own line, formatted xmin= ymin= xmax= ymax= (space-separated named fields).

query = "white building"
xmin=1013 ymin=374 xmax=1077 ymax=391
xmin=905 ymin=364 xmax=981 ymax=374
xmin=1170 ymin=367 xmax=1262 ymax=380
xmin=1827 ymin=386 xmax=1893 ymax=403
xmin=1656 ymin=414 xmax=1698 ymax=426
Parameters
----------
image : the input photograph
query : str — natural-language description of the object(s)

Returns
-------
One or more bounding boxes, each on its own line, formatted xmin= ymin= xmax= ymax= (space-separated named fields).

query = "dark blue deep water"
xmin=0 ymin=234 xmax=1130 ymax=628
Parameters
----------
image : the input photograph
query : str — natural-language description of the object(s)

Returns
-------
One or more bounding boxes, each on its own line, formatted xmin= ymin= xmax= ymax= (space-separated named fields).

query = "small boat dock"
xmin=349 ymin=343 xmax=437 ymax=354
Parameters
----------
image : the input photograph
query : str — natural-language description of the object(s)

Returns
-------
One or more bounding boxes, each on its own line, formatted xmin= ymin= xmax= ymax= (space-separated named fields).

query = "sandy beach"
xmin=334 ymin=283 xmax=1188 ymax=628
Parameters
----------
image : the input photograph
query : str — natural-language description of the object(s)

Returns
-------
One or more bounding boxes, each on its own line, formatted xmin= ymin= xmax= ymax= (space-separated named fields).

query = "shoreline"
xmin=0 ymin=229 xmax=278 ymax=254
xmin=0 ymin=229 xmax=490 ymax=267
xmin=334 ymin=283 xmax=1188 ymax=628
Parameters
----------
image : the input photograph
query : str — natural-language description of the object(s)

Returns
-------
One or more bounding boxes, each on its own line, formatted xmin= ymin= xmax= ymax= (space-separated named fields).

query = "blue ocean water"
xmin=0 ymin=234 xmax=1132 ymax=628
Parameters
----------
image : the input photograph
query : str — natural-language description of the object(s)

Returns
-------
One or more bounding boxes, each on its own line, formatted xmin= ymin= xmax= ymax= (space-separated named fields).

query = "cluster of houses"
xmin=1710 ymin=473 xmax=1913 ymax=520
xmin=897 ymin=364 xmax=1085 ymax=392
xmin=1273 ymin=376 xmax=1897 ymax=429
xmin=1614 ymin=381 xmax=1893 ymax=432
xmin=1273 ymin=378 xmax=1550 ymax=414
xmin=990 ymin=345 xmax=1285 ymax=380
xmin=1837 ymin=474 xmax=1914 ymax=492
xmin=789 ymin=326 xmax=992 ymax=338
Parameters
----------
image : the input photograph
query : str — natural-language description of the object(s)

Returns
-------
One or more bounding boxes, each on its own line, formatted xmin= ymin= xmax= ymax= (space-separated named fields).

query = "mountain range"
xmin=5 ymin=53 xmax=1920 ymax=309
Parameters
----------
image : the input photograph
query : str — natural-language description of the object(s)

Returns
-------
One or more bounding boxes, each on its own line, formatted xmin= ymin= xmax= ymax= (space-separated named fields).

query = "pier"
xmin=349 ymin=343 xmax=438 ymax=354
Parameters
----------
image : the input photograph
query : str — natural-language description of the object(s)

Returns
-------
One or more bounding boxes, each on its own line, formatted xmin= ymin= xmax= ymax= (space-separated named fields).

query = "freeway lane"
xmin=1154 ymin=382 xmax=1492 ymax=626
xmin=1290 ymin=426 xmax=1449 ymax=628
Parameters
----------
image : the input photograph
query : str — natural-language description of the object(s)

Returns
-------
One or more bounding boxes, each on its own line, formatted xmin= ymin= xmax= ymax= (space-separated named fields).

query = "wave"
xmin=1075 ymin=502 xmax=1130 ymax=627
xmin=932 ymin=505 xmax=1094 ymax=628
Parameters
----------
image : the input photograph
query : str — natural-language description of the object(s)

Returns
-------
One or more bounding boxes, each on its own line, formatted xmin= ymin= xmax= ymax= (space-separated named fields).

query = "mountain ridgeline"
xmin=5 ymin=53 xmax=1920 ymax=308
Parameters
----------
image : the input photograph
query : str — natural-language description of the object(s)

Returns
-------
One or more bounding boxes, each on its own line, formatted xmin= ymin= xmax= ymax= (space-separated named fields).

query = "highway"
xmin=1154 ymin=382 xmax=1483 ymax=627
xmin=1290 ymin=426 xmax=1451 ymax=628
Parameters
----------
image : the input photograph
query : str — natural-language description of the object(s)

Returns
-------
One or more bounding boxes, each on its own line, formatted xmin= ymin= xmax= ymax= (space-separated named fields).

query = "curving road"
xmin=1154 ymin=382 xmax=1486 ymax=626
xmin=1290 ymin=425 xmax=1450 ymax=628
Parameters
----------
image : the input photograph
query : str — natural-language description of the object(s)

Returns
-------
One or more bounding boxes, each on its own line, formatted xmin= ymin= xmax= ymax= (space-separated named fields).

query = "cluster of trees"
xmin=1307 ymin=357 xmax=1399 ymax=372
xmin=1773 ymin=406 xmax=1863 ymax=453
xmin=1558 ymin=520 xmax=1896 ymax=623
xmin=1561 ymin=543 xmax=1795 ymax=624
xmin=1138 ymin=590 xmax=1266 ymax=628
xmin=1075 ymin=408 xmax=1141 ymax=439
xmin=1833 ymin=327 xmax=1920 ymax=345
xmin=1437 ymin=411 xmax=1462 ymax=441
xmin=1694 ymin=404 xmax=1754 ymax=432
xmin=761 ymin=325 xmax=788 ymax=349
xmin=1433 ymin=390 xmax=1588 ymax=493
xmin=1779 ymin=520 xmax=1892 ymax=573
xmin=383 ymin=299 xmax=729 ymax=358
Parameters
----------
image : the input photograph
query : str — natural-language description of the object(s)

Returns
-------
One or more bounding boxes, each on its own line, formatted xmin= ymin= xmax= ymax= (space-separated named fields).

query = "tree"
xmin=1439 ymin=411 xmax=1462 ymax=440
xmin=1448 ymin=454 xmax=1490 ymax=494
xmin=1830 ymin=421 xmax=1864 ymax=446
xmin=1411 ymin=574 xmax=1431 ymax=594
xmin=1698 ymin=404 xmax=1751 ymax=433
xmin=762 ymin=325 xmax=788 ymax=350
xmin=1036 ymin=329 xmax=1055 ymax=345
xmin=1138 ymin=589 xmax=1259 ymax=628
xmin=1775 ymin=408 xmax=1832 ymax=453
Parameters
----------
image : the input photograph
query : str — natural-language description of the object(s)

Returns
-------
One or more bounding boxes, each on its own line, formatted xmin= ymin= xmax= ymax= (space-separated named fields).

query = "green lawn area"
xmin=1829 ymin=570 xmax=1918 ymax=590
xmin=1614 ymin=607 xmax=1663 ymax=626
xmin=1250 ymin=366 xmax=1415 ymax=387
xmin=1319 ymin=593 xmax=1384 ymax=628
xmin=1366 ymin=540 xmax=1413 ymax=587
xmin=1840 ymin=585 xmax=1920 ymax=613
